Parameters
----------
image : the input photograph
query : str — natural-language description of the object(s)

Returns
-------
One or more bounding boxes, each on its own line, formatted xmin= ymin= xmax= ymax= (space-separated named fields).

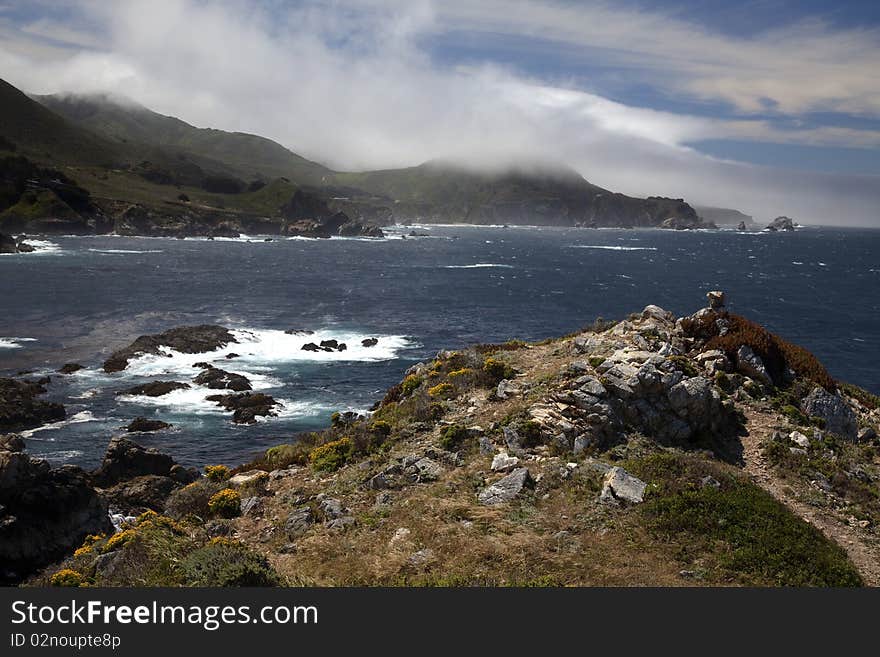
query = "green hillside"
xmin=0 ymin=79 xmax=123 ymax=166
xmin=37 ymin=92 xmax=331 ymax=185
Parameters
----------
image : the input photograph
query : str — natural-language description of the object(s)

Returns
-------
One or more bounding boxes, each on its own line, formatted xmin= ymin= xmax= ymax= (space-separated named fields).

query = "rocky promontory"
xmin=14 ymin=294 xmax=879 ymax=588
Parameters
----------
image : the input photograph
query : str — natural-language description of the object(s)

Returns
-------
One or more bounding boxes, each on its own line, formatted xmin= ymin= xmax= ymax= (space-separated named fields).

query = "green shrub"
xmin=309 ymin=437 xmax=353 ymax=472
xmin=588 ymin=356 xmax=605 ymax=369
xmin=207 ymin=488 xmax=241 ymax=519
xmin=667 ymin=355 xmax=699 ymax=377
xmin=181 ymin=542 xmax=281 ymax=587
xmin=482 ymin=357 xmax=515 ymax=383
xmin=839 ymin=382 xmax=880 ymax=411
xmin=204 ymin=464 xmax=231 ymax=482
xmin=165 ymin=479 xmax=225 ymax=520
xmin=519 ymin=420 xmax=544 ymax=448
xmin=264 ymin=442 xmax=312 ymax=468
xmin=369 ymin=420 xmax=392 ymax=437
xmin=428 ymin=383 xmax=455 ymax=399
xmin=401 ymin=374 xmax=424 ymax=397
xmin=439 ymin=425 xmax=471 ymax=450
xmin=101 ymin=529 xmax=136 ymax=553
xmin=50 ymin=569 xmax=84 ymax=587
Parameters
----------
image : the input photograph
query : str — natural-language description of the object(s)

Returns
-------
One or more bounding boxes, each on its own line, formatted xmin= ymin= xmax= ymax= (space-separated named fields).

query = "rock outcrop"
xmin=802 ymin=387 xmax=858 ymax=441
xmin=0 ymin=437 xmax=111 ymax=584
xmin=193 ymin=365 xmax=251 ymax=391
xmin=91 ymin=436 xmax=197 ymax=515
xmin=103 ymin=325 xmax=237 ymax=373
xmin=0 ymin=232 xmax=35 ymax=254
xmin=765 ymin=216 xmax=796 ymax=231
xmin=124 ymin=417 xmax=172 ymax=433
xmin=0 ymin=377 xmax=65 ymax=432
xmin=206 ymin=392 xmax=279 ymax=424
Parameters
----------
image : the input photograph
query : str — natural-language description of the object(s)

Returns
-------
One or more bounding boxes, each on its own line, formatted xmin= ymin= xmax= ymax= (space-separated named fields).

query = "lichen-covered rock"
xmin=478 ymin=467 xmax=533 ymax=505
xmin=284 ymin=506 xmax=314 ymax=539
xmin=600 ymin=467 xmax=647 ymax=505
xmin=802 ymin=387 xmax=858 ymax=440
xmin=491 ymin=452 xmax=520 ymax=472
xmin=736 ymin=345 xmax=772 ymax=386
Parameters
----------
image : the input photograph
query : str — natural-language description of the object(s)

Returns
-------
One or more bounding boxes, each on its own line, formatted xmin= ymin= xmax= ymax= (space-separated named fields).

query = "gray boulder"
xmin=736 ymin=345 xmax=772 ymax=386
xmin=284 ymin=507 xmax=314 ymax=539
xmin=802 ymin=387 xmax=858 ymax=440
xmin=478 ymin=468 xmax=533 ymax=505
xmin=600 ymin=467 xmax=647 ymax=505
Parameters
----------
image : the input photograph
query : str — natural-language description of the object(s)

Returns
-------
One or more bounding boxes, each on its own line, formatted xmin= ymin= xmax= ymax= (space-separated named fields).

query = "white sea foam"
xmin=568 ymin=245 xmax=658 ymax=251
xmin=88 ymin=248 xmax=164 ymax=254
xmin=118 ymin=386 xmax=228 ymax=415
xmin=0 ymin=337 xmax=37 ymax=349
xmin=444 ymin=263 xmax=514 ymax=269
xmin=33 ymin=449 xmax=84 ymax=460
xmin=120 ymin=329 xmax=412 ymax=380
xmin=70 ymin=387 xmax=101 ymax=399
xmin=20 ymin=411 xmax=104 ymax=438
xmin=21 ymin=239 xmax=63 ymax=255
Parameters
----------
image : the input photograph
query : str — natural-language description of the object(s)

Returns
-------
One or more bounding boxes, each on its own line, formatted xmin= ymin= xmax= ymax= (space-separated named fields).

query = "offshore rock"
xmin=103 ymin=325 xmax=237 ymax=373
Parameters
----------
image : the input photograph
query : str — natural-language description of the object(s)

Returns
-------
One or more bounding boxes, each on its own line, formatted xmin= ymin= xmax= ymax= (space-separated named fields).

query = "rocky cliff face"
xmin=0 ymin=435 xmax=111 ymax=585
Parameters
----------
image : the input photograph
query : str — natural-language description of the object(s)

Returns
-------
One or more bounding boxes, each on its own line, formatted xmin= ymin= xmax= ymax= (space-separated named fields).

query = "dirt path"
xmin=739 ymin=406 xmax=880 ymax=586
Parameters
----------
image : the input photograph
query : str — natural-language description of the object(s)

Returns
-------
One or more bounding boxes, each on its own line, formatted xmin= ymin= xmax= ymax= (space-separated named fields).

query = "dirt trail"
xmin=739 ymin=406 xmax=880 ymax=586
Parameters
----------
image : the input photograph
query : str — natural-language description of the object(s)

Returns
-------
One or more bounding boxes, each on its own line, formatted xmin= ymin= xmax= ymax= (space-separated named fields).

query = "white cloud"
xmin=0 ymin=0 xmax=878 ymax=226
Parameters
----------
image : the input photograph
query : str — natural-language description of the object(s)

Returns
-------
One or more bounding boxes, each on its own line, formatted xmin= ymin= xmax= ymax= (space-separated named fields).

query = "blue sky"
xmin=0 ymin=0 xmax=878 ymax=224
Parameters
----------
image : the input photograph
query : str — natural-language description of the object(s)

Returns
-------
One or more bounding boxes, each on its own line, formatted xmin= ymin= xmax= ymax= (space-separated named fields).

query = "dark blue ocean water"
xmin=1 ymin=225 xmax=878 ymax=468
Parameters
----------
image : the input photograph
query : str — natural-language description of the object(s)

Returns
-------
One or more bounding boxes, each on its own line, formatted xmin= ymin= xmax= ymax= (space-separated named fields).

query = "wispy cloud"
xmin=0 ymin=0 xmax=877 ymax=225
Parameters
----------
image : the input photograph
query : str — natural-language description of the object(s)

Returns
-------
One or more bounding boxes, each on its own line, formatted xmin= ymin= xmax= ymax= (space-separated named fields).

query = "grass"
xmin=763 ymin=433 xmax=880 ymax=526
xmin=627 ymin=452 xmax=862 ymax=586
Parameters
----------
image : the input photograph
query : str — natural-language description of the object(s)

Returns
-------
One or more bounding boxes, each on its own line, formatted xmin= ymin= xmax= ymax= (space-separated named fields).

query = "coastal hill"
xmin=3 ymin=294 xmax=879 ymax=586
xmin=1 ymin=78 xmax=712 ymax=235
xmin=333 ymin=160 xmax=705 ymax=228
xmin=36 ymin=91 xmax=331 ymax=186
xmin=694 ymin=206 xmax=754 ymax=226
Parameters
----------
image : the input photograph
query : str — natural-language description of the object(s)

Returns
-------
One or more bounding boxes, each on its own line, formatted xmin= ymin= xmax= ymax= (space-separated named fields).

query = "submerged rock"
xmin=124 ymin=417 xmax=172 ymax=433
xmin=206 ymin=392 xmax=279 ymax=424
xmin=118 ymin=381 xmax=190 ymax=397
xmin=57 ymin=363 xmax=84 ymax=375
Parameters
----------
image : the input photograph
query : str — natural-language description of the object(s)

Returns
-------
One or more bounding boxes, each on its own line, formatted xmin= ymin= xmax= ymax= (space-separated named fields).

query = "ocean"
xmin=1 ymin=224 xmax=878 ymax=468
